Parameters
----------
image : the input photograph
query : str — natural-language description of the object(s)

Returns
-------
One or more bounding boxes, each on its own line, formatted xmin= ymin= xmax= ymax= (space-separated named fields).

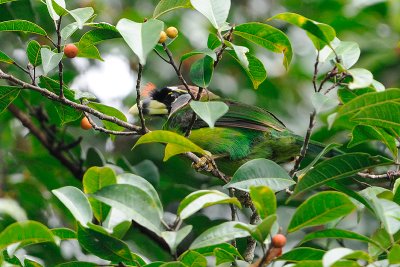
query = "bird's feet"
xmin=192 ymin=156 xmax=214 ymax=172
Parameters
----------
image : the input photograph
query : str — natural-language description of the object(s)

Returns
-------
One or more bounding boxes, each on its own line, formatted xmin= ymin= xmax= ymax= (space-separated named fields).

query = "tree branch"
xmin=135 ymin=63 xmax=148 ymax=133
xmin=8 ymin=104 xmax=83 ymax=179
xmin=84 ymin=112 xmax=137 ymax=136
xmin=56 ymin=17 xmax=64 ymax=99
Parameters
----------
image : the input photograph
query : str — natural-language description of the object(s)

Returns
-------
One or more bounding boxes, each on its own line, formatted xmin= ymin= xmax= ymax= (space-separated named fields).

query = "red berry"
xmin=64 ymin=44 xmax=79 ymax=58
xmin=80 ymin=117 xmax=92 ymax=130
xmin=271 ymin=234 xmax=287 ymax=248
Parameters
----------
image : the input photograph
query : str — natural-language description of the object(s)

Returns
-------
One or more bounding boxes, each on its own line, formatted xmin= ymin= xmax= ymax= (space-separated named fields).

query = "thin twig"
xmin=135 ymin=63 xmax=148 ymax=133
xmin=244 ymin=207 xmax=260 ymax=262
xmin=214 ymin=27 xmax=234 ymax=68
xmin=84 ymin=112 xmax=137 ymax=136
xmin=184 ymin=87 xmax=204 ymax=137
xmin=290 ymin=109 xmax=317 ymax=177
xmin=56 ymin=17 xmax=64 ymax=98
xmin=357 ymin=170 xmax=400 ymax=180
xmin=0 ymin=69 xmax=142 ymax=132
xmin=312 ymin=52 xmax=319 ymax=92
xmin=162 ymin=43 xmax=195 ymax=99
xmin=153 ymin=48 xmax=170 ymax=63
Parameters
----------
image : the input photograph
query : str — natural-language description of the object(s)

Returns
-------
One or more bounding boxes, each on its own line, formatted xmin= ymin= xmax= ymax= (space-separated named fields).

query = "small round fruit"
xmin=271 ymin=234 xmax=287 ymax=248
xmin=166 ymin=26 xmax=178 ymax=38
xmin=158 ymin=31 xmax=167 ymax=43
xmin=64 ymin=44 xmax=79 ymax=58
xmin=80 ymin=117 xmax=92 ymax=130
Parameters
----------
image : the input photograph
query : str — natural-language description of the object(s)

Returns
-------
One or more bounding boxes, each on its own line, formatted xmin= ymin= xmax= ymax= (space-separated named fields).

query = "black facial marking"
xmin=151 ymin=87 xmax=185 ymax=109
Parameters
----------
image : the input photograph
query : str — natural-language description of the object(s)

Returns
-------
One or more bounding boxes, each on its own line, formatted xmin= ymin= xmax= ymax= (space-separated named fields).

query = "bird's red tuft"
xmin=141 ymin=82 xmax=157 ymax=97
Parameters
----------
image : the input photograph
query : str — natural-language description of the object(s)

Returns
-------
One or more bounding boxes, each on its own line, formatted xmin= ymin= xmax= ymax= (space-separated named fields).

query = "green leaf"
xmin=389 ymin=244 xmax=400 ymax=264
xmin=0 ymin=0 xmax=17 ymax=4
xmin=235 ymin=214 xmax=276 ymax=243
xmin=55 ymin=262 xmax=98 ymax=267
xmin=0 ymin=20 xmax=47 ymax=35
xmin=177 ymin=190 xmax=241 ymax=220
xmin=322 ymin=248 xmax=372 ymax=267
xmin=225 ymin=159 xmax=296 ymax=192
xmin=291 ymin=153 xmax=392 ymax=197
xmin=180 ymin=48 xmax=217 ymax=62
xmin=41 ymin=47 xmax=63 ymax=75
xmin=368 ymin=228 xmax=392 ymax=257
xmin=93 ymin=184 xmax=164 ymax=236
xmin=0 ymin=221 xmax=54 ymax=250
xmin=348 ymin=68 xmax=373 ymax=89
xmin=24 ymin=259 xmax=43 ymax=267
xmin=61 ymin=22 xmax=79 ymax=40
xmin=161 ymin=225 xmax=193 ymax=254
xmin=0 ymin=86 xmax=20 ymax=114
xmin=234 ymin=22 xmax=292 ymax=69
xmin=153 ymin=0 xmax=192 ymax=18
xmin=134 ymin=130 xmax=207 ymax=161
xmin=117 ymin=173 xmax=163 ymax=216
xmin=27 ymin=40 xmax=42 ymax=66
xmin=51 ymin=228 xmax=77 ymax=240
xmin=116 ymin=18 xmax=164 ymax=65
xmin=190 ymin=0 xmax=231 ymax=29
xmin=227 ymin=51 xmax=267 ymax=89
xmin=78 ymin=44 xmax=103 ymax=60
xmin=0 ymin=198 xmax=27 ymax=221
xmin=78 ymin=28 xmax=121 ymax=49
xmin=189 ymin=56 xmax=214 ymax=88
xmin=352 ymin=102 xmax=400 ymax=129
xmin=270 ymin=12 xmax=335 ymax=49
xmin=189 ymin=101 xmax=228 ymax=128
xmin=249 ymin=186 xmax=276 ymax=219
xmin=83 ymin=167 xmax=117 ymax=223
xmin=394 ymin=179 xmax=400 ymax=205
xmin=288 ymin=191 xmax=356 ymax=233
xmin=190 ymin=221 xmax=250 ymax=249
xmin=207 ymin=33 xmax=221 ymax=50
xmin=279 ymin=247 xmax=325 ymax=262
xmin=192 ymin=243 xmax=241 ymax=257
xmin=45 ymin=0 xmax=65 ymax=20
xmin=0 ymin=50 xmax=14 ymax=64
xmin=69 ymin=7 xmax=94 ymax=29
xmin=301 ymin=229 xmax=381 ymax=248
xmin=87 ymin=102 xmax=127 ymax=138
xmin=214 ymin=248 xmax=235 ymax=265
xmin=348 ymin=125 xmax=398 ymax=157
xmin=320 ymin=40 xmax=360 ymax=69
xmin=3 ymin=250 xmax=22 ymax=266
xmin=178 ymin=250 xmax=207 ymax=267
xmin=364 ymin=196 xmax=400 ymax=235
xmin=52 ymin=186 xmax=93 ymax=226
xmin=77 ymin=224 xmax=134 ymax=263
xmin=311 ymin=92 xmax=338 ymax=113
xmin=39 ymin=76 xmax=81 ymax=125
xmin=226 ymin=42 xmax=249 ymax=69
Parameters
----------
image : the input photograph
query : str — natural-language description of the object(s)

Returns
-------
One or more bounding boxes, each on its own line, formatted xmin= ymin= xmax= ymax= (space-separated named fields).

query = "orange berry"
xmin=166 ymin=27 xmax=178 ymax=39
xmin=271 ymin=234 xmax=287 ymax=248
xmin=158 ymin=31 xmax=167 ymax=43
xmin=64 ymin=44 xmax=79 ymax=58
xmin=80 ymin=117 xmax=92 ymax=130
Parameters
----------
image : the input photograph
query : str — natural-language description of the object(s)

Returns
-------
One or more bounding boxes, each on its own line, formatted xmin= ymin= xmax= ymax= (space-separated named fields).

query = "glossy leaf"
xmin=0 ymin=86 xmax=20 ymax=114
xmin=52 ymin=186 xmax=93 ymax=226
xmin=0 ymin=20 xmax=47 ymax=35
xmin=161 ymin=225 xmax=193 ymax=254
xmin=45 ymin=0 xmax=65 ymax=20
xmin=116 ymin=18 xmax=164 ymax=65
xmin=0 ymin=0 xmax=17 ymax=3
xmin=41 ymin=48 xmax=63 ymax=75
xmin=214 ymin=248 xmax=235 ymax=265
xmin=301 ymin=229 xmax=381 ymax=248
xmin=56 ymin=262 xmax=98 ymax=267
xmin=51 ymin=228 xmax=77 ymax=240
xmin=234 ymin=22 xmax=292 ymax=69
xmin=190 ymin=0 xmax=231 ymax=29
xmin=180 ymin=48 xmax=216 ymax=62
xmin=153 ymin=0 xmax=192 ymax=18
xmin=352 ymin=102 xmax=400 ymax=129
xmin=235 ymin=214 xmax=276 ymax=242
xmin=249 ymin=186 xmax=276 ymax=219
xmin=291 ymin=153 xmax=392 ymax=197
xmin=177 ymin=190 xmax=241 ymax=220
xmin=69 ymin=7 xmax=94 ymax=29
xmin=0 ymin=50 xmax=14 ymax=64
xmin=366 ymin=196 xmax=400 ymax=234
xmin=190 ymin=221 xmax=250 ymax=249
xmin=320 ymin=40 xmax=360 ymax=69
xmin=270 ymin=12 xmax=335 ymax=49
xmin=78 ymin=28 xmax=121 ymax=49
xmin=389 ymin=244 xmax=400 ymax=264
xmin=228 ymin=51 xmax=267 ymax=89
xmin=178 ymin=250 xmax=207 ymax=267
xmin=87 ymin=102 xmax=127 ymax=138
xmin=83 ymin=166 xmax=117 ymax=222
xmin=288 ymin=191 xmax=356 ymax=232
xmin=134 ymin=130 xmax=208 ymax=160
xmin=189 ymin=56 xmax=214 ymax=88
xmin=348 ymin=68 xmax=373 ymax=89
xmin=225 ymin=159 xmax=295 ymax=192
xmin=311 ymin=92 xmax=338 ymax=113
xmin=77 ymin=224 xmax=134 ymax=263
xmin=93 ymin=184 xmax=164 ymax=236
xmin=207 ymin=33 xmax=221 ymax=50
xmin=0 ymin=221 xmax=54 ymax=250
xmin=189 ymin=101 xmax=228 ymax=128
xmin=27 ymin=40 xmax=42 ymax=66
xmin=192 ymin=243 xmax=241 ymax=257
xmin=323 ymin=248 xmax=372 ymax=267
xmin=61 ymin=22 xmax=78 ymax=40
xmin=279 ymin=247 xmax=325 ymax=262
xmin=0 ymin=198 xmax=27 ymax=221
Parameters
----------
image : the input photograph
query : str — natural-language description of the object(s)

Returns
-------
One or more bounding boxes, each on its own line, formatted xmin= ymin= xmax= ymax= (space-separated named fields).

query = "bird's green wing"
xmin=165 ymin=99 xmax=286 ymax=132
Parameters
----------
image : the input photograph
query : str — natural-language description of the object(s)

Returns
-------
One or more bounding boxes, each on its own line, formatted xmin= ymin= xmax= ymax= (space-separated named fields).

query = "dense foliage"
xmin=0 ymin=0 xmax=400 ymax=266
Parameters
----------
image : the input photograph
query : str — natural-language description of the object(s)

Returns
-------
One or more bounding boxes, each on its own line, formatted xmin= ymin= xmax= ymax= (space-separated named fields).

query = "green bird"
xmin=129 ymin=83 xmax=325 ymax=175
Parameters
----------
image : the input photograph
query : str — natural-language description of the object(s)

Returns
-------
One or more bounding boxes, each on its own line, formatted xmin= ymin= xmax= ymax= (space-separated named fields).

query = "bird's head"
xmin=129 ymin=83 xmax=218 ymax=116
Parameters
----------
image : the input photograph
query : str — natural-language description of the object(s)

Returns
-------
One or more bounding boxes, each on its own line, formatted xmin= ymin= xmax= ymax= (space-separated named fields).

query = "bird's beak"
xmin=128 ymin=99 xmax=169 ymax=115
